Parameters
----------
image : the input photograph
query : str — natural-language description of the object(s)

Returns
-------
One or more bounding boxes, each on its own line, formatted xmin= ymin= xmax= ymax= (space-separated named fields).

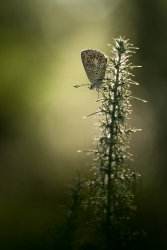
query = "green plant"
xmin=84 ymin=37 xmax=147 ymax=249
xmin=50 ymin=173 xmax=85 ymax=250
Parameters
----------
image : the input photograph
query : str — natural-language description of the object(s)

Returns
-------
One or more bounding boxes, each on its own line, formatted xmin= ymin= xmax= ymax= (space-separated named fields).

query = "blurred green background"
xmin=0 ymin=0 xmax=167 ymax=249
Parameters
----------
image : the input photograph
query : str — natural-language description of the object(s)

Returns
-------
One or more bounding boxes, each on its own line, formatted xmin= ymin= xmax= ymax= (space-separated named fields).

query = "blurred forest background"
xmin=0 ymin=0 xmax=167 ymax=249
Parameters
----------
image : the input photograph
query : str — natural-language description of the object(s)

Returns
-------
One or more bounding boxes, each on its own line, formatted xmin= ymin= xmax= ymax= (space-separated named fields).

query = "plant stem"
xmin=106 ymin=49 xmax=121 ymax=239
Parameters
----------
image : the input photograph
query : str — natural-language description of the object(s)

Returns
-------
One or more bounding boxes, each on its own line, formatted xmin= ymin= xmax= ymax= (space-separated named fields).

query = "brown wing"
xmin=81 ymin=49 xmax=108 ymax=84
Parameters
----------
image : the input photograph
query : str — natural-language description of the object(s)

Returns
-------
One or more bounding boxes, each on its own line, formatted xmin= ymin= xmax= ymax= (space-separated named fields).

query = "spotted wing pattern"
xmin=81 ymin=49 xmax=107 ymax=89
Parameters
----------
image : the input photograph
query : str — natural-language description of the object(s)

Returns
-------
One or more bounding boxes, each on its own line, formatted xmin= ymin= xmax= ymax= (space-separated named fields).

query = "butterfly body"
xmin=81 ymin=49 xmax=108 ymax=89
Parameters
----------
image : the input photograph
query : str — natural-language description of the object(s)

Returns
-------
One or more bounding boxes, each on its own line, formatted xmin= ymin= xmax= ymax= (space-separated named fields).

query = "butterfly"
xmin=74 ymin=49 xmax=108 ymax=90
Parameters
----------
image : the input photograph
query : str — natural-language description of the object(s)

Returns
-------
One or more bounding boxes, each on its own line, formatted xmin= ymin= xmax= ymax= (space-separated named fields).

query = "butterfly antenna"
xmin=73 ymin=84 xmax=90 ymax=88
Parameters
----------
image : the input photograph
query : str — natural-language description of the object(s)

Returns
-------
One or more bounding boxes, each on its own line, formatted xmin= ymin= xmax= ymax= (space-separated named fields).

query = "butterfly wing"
xmin=81 ymin=49 xmax=108 ymax=89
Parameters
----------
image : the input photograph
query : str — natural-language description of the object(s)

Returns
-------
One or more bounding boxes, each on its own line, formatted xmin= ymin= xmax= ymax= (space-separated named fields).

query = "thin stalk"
xmin=106 ymin=51 xmax=121 ymax=236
